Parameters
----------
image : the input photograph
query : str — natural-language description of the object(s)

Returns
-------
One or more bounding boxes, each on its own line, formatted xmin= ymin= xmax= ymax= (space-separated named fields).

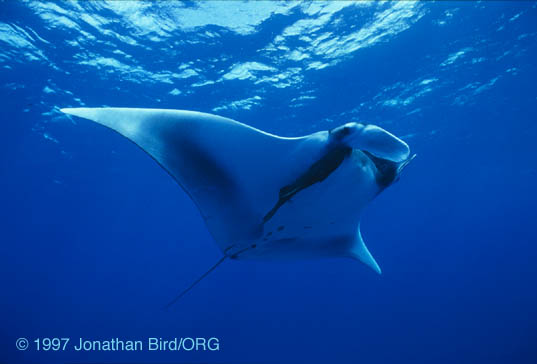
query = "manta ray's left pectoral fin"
xmin=348 ymin=225 xmax=381 ymax=275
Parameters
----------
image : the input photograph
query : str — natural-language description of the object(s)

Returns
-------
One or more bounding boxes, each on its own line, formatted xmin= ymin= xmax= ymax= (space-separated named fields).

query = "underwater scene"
xmin=1 ymin=1 xmax=536 ymax=363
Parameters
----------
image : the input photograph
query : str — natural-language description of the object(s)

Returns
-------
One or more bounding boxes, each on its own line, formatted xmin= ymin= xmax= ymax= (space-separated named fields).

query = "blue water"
xmin=1 ymin=1 xmax=536 ymax=363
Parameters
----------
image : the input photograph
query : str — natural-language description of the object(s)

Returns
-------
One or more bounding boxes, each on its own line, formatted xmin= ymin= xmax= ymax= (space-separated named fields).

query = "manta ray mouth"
xmin=362 ymin=150 xmax=410 ymax=189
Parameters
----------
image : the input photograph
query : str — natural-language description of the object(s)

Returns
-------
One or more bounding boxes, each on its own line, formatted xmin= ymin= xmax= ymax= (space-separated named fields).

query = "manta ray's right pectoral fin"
xmin=348 ymin=225 xmax=381 ymax=275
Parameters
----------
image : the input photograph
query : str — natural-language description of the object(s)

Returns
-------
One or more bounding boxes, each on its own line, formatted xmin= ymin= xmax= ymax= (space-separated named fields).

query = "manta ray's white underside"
xmin=61 ymin=108 xmax=413 ymax=275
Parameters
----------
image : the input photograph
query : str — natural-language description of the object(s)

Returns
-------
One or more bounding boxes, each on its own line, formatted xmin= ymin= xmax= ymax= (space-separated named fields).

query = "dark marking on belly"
xmin=277 ymin=225 xmax=285 ymax=231
xmin=304 ymin=226 xmax=312 ymax=229
xmin=263 ymin=145 xmax=352 ymax=224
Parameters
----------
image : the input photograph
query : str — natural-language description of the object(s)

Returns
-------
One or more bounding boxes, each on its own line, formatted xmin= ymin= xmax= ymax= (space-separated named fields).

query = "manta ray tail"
xmin=349 ymin=226 xmax=381 ymax=274
xmin=164 ymin=255 xmax=228 ymax=309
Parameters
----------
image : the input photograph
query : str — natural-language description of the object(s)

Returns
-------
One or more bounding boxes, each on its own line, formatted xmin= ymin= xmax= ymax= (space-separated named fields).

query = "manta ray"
xmin=61 ymin=108 xmax=414 ymax=305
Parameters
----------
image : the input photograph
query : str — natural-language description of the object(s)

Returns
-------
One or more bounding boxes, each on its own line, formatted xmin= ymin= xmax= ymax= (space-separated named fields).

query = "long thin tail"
xmin=164 ymin=255 xmax=228 ymax=310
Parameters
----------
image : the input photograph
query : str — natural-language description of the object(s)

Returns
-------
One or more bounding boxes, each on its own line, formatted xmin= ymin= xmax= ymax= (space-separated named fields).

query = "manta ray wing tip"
xmin=60 ymin=107 xmax=78 ymax=115
xmin=371 ymin=260 xmax=382 ymax=275
xmin=351 ymin=227 xmax=382 ymax=275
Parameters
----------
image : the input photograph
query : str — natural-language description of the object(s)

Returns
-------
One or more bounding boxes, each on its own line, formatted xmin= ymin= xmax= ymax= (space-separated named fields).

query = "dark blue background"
xmin=1 ymin=1 xmax=536 ymax=363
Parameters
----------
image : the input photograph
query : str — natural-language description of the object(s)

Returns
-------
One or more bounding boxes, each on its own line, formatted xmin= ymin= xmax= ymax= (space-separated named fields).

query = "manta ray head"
xmin=329 ymin=122 xmax=361 ymax=141
xmin=330 ymin=121 xmax=416 ymax=191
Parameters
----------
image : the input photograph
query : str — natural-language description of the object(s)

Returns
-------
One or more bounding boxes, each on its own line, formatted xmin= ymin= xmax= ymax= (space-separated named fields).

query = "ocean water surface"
xmin=1 ymin=1 xmax=536 ymax=363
